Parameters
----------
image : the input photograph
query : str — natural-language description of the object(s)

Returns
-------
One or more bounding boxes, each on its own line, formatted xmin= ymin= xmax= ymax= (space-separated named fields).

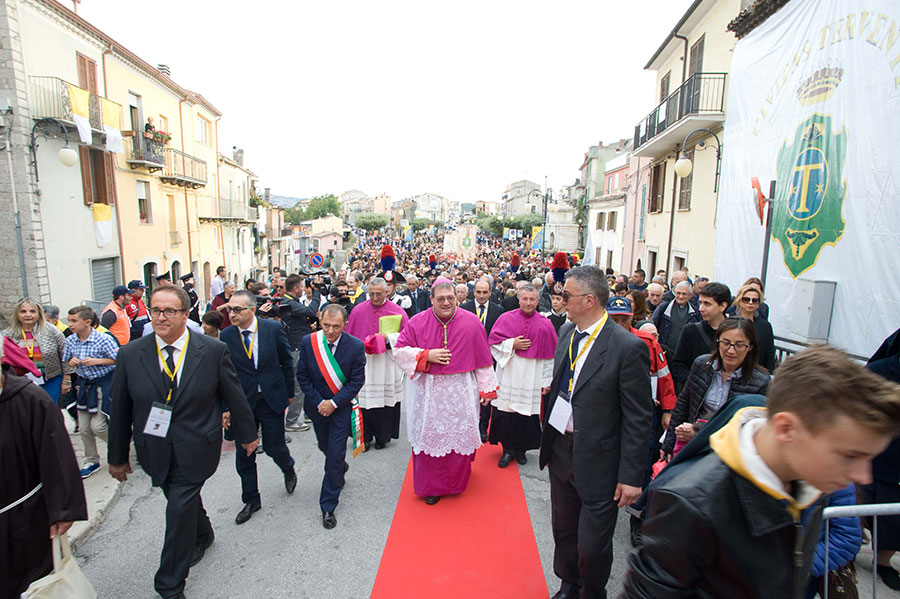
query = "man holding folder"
xmin=345 ymin=277 xmax=409 ymax=450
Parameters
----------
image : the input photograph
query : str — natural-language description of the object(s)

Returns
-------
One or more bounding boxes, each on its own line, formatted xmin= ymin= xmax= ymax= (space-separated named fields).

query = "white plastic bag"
xmin=22 ymin=533 xmax=96 ymax=599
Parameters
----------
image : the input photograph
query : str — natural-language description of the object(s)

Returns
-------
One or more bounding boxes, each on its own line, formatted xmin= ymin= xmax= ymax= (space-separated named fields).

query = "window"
xmin=639 ymin=184 xmax=647 ymax=240
xmin=689 ymin=35 xmax=705 ymax=76
xmin=142 ymin=262 xmax=157 ymax=288
xmin=596 ymin=212 xmax=606 ymax=230
xmin=607 ymin=177 xmax=612 ymax=194
xmin=606 ymin=251 xmax=614 ymax=270
xmin=128 ymin=92 xmax=141 ymax=132
xmin=76 ymin=53 xmax=98 ymax=94
xmin=159 ymin=115 xmax=169 ymax=133
xmin=137 ymin=180 xmax=151 ymax=223
xmin=168 ymin=194 xmax=177 ymax=232
xmin=196 ymin=115 xmax=210 ymax=145
xmin=659 ymin=71 xmax=671 ymax=102
xmin=171 ymin=261 xmax=181 ymax=281
xmin=91 ymin=258 xmax=117 ymax=302
xmin=674 ymin=255 xmax=686 ymax=272
xmin=607 ymin=211 xmax=617 ymax=231
xmin=647 ymin=250 xmax=658 ymax=277
xmin=678 ymin=148 xmax=694 ymax=210
xmin=79 ymin=147 xmax=116 ymax=206
xmin=595 ymin=248 xmax=602 ymax=265
xmin=649 ymin=162 xmax=665 ymax=213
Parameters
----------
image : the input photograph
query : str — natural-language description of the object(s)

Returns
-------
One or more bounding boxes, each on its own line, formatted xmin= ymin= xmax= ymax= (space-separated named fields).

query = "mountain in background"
xmin=269 ymin=195 xmax=307 ymax=208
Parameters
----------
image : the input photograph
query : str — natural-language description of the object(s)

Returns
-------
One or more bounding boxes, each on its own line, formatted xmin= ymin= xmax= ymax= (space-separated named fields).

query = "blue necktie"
xmin=241 ymin=330 xmax=252 ymax=362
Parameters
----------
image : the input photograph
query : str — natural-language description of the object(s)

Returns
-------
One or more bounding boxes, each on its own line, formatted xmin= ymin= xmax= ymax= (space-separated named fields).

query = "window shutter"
xmin=76 ymin=53 xmax=88 ymax=89
xmin=91 ymin=258 xmax=117 ymax=302
xmin=86 ymin=60 xmax=98 ymax=94
xmin=79 ymin=146 xmax=93 ymax=205
xmin=103 ymin=152 xmax=117 ymax=205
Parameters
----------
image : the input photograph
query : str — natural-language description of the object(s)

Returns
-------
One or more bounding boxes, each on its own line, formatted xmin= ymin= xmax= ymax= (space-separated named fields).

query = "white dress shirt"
xmin=155 ymin=327 xmax=189 ymax=385
xmin=567 ymin=315 xmax=608 ymax=431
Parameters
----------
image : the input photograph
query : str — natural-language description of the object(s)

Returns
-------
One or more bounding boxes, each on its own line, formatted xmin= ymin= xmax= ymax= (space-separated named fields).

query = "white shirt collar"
xmin=238 ymin=317 xmax=258 ymax=335
xmin=576 ymin=313 xmax=606 ymax=336
xmin=155 ymin=327 xmax=189 ymax=352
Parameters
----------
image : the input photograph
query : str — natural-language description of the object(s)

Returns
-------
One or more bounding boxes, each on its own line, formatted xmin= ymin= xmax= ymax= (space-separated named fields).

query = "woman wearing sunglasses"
xmin=732 ymin=284 xmax=776 ymax=372
xmin=661 ymin=317 xmax=771 ymax=458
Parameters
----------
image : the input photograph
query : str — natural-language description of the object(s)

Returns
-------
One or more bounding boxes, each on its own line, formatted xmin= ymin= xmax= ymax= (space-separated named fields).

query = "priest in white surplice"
xmin=487 ymin=284 xmax=557 ymax=468
xmin=345 ymin=277 xmax=409 ymax=450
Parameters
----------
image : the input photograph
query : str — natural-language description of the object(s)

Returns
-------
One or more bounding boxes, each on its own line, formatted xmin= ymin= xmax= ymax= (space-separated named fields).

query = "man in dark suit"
xmin=108 ymin=286 xmax=258 ymax=599
xmin=403 ymin=273 xmax=431 ymax=317
xmin=219 ymin=290 xmax=297 ymax=525
xmin=296 ymin=304 xmax=366 ymax=529
xmin=539 ymin=266 xmax=653 ymax=599
xmin=461 ymin=277 xmax=504 ymax=441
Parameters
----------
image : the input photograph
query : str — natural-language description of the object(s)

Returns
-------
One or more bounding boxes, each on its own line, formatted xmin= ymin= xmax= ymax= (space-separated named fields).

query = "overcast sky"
xmin=76 ymin=0 xmax=693 ymax=203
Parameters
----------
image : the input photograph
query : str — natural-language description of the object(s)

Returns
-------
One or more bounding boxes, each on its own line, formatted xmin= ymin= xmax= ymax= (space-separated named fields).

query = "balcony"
xmin=27 ymin=75 xmax=122 ymax=136
xmin=197 ymin=194 xmax=253 ymax=224
xmin=633 ymin=72 xmax=727 ymax=158
xmin=125 ymin=133 xmax=166 ymax=172
xmin=160 ymin=148 xmax=207 ymax=188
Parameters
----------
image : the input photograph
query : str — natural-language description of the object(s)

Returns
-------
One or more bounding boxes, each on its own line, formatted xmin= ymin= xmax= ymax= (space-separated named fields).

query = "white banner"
xmin=714 ymin=0 xmax=900 ymax=357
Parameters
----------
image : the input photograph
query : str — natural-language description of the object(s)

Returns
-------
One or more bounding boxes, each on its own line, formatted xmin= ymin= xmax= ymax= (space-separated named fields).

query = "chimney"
xmin=232 ymin=146 xmax=244 ymax=166
xmin=157 ymin=64 xmax=171 ymax=77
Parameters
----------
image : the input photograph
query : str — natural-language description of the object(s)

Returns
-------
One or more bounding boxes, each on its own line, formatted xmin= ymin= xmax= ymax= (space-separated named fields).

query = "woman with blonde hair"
xmin=732 ymin=284 xmax=776 ymax=372
xmin=2 ymin=298 xmax=71 ymax=399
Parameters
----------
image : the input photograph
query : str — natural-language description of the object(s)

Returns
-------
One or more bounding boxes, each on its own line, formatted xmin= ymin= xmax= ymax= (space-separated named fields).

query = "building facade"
xmin=587 ymin=153 xmax=629 ymax=271
xmin=632 ymin=0 xmax=741 ymax=278
xmin=500 ymin=179 xmax=541 ymax=219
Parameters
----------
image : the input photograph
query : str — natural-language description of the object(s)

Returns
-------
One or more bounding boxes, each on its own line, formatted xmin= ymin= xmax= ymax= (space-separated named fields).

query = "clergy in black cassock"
xmin=1 ymin=365 xmax=88 ymax=598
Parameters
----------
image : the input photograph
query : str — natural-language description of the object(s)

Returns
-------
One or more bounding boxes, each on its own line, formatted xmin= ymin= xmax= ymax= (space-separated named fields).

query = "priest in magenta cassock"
xmin=393 ymin=278 xmax=498 ymax=505
xmin=345 ymin=274 xmax=409 ymax=450
xmin=487 ymin=283 xmax=557 ymax=468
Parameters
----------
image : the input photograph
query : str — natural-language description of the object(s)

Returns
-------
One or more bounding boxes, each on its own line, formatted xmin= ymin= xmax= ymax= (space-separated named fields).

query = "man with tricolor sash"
xmin=296 ymin=304 xmax=366 ymax=529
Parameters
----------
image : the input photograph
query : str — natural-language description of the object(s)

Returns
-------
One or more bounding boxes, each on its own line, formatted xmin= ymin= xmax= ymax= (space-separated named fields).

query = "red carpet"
xmin=371 ymin=444 xmax=547 ymax=598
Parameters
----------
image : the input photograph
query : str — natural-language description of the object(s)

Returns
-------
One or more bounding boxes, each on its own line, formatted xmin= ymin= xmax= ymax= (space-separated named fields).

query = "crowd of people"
xmin=3 ymin=228 xmax=900 ymax=599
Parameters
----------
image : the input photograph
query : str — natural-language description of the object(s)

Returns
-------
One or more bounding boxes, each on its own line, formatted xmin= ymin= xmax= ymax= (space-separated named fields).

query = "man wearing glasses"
xmin=538 ymin=266 xmax=653 ymax=599
xmin=108 ymin=286 xmax=258 ymax=599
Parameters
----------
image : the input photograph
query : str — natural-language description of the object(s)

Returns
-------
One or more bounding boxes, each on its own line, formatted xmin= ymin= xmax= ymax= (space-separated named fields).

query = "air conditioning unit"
xmin=790 ymin=279 xmax=836 ymax=342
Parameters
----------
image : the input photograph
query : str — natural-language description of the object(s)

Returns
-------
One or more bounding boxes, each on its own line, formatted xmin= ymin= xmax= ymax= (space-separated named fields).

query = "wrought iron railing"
xmin=27 ymin=75 xmax=121 ymax=132
xmin=127 ymin=133 xmax=166 ymax=166
xmin=162 ymin=148 xmax=207 ymax=187
xmin=774 ymin=335 xmax=867 ymax=366
xmin=633 ymin=72 xmax=727 ymax=150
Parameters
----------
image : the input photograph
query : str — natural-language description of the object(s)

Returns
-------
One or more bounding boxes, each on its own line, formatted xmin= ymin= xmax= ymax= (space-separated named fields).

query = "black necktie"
xmin=163 ymin=345 xmax=177 ymax=391
xmin=329 ymin=342 xmax=335 ymax=354
xmin=559 ymin=331 xmax=588 ymax=397
xmin=478 ymin=304 xmax=485 ymax=319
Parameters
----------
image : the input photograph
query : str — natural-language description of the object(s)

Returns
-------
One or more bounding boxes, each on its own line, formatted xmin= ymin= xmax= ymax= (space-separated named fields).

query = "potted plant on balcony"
xmin=151 ymin=130 xmax=172 ymax=144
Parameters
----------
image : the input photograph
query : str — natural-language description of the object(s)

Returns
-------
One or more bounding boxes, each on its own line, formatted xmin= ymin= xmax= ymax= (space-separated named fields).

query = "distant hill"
xmin=269 ymin=195 xmax=306 ymax=208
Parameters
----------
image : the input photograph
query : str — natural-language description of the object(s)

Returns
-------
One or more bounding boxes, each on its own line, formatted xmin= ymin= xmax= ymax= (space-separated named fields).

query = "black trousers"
xmin=235 ymin=395 xmax=295 ymax=505
xmin=548 ymin=432 xmax=617 ymax=599
xmin=306 ymin=399 xmax=350 ymax=512
xmin=362 ymin=404 xmax=401 ymax=445
xmin=154 ymin=455 xmax=213 ymax=598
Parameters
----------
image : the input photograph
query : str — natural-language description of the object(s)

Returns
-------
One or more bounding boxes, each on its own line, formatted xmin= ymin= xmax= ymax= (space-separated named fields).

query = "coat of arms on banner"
xmin=772 ymin=110 xmax=847 ymax=278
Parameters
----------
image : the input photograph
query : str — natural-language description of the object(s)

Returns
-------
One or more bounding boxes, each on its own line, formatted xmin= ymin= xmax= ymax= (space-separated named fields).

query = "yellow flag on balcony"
xmin=92 ymin=203 xmax=112 ymax=248
xmin=66 ymin=83 xmax=92 ymax=144
xmin=100 ymin=97 xmax=124 ymax=153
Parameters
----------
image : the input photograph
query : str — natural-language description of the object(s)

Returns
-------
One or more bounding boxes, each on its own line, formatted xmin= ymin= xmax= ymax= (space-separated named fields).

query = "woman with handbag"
xmin=661 ymin=317 xmax=771 ymax=457
xmin=0 ymin=337 xmax=89 ymax=598
xmin=2 ymin=298 xmax=72 ymax=400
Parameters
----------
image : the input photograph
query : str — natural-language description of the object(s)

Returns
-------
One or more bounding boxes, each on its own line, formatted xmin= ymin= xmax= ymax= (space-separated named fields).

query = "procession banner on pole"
xmin=459 ymin=225 xmax=477 ymax=256
xmin=502 ymin=227 xmax=510 ymax=240
xmin=531 ymin=226 xmax=543 ymax=251
xmin=443 ymin=231 xmax=459 ymax=255
xmin=713 ymin=0 xmax=900 ymax=356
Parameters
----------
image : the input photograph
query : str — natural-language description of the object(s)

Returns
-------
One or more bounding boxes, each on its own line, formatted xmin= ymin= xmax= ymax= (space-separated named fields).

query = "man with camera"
xmin=280 ymin=273 xmax=322 ymax=432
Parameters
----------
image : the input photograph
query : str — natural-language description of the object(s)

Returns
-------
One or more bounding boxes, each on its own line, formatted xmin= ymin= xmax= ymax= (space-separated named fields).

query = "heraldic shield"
xmin=772 ymin=113 xmax=847 ymax=278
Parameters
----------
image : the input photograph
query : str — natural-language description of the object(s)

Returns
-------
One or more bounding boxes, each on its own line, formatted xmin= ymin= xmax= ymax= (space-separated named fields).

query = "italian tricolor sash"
xmin=311 ymin=331 xmax=365 ymax=458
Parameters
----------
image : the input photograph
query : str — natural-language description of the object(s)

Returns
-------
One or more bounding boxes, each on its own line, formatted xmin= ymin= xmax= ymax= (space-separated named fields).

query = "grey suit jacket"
xmin=539 ymin=317 xmax=653 ymax=502
xmin=108 ymin=332 xmax=256 ymax=486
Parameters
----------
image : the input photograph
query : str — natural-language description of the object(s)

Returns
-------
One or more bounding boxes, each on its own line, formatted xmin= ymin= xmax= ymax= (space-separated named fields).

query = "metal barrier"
xmin=774 ymin=335 xmax=868 ymax=367
xmin=822 ymin=501 xmax=900 ymax=598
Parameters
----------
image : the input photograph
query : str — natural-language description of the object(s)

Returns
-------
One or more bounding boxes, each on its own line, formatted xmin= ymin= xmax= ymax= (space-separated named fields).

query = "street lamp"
xmin=30 ymin=117 xmax=79 ymax=181
xmin=674 ymin=128 xmax=722 ymax=192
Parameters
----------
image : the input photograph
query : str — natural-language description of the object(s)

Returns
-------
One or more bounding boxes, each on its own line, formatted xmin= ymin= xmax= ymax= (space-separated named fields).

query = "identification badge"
xmin=548 ymin=392 xmax=573 ymax=434
xmin=143 ymin=402 xmax=173 ymax=438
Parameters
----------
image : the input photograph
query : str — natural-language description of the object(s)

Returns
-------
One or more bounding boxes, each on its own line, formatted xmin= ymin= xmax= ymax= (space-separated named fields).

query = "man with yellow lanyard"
xmin=538 ymin=266 xmax=653 ymax=599
xmin=460 ymin=278 xmax=503 ymax=442
xmin=220 ymin=290 xmax=298 ymax=526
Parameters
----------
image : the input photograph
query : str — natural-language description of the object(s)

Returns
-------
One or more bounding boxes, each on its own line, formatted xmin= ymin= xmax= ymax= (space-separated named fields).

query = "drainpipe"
xmin=178 ymin=98 xmax=194 ymax=268
xmin=101 ymin=44 xmax=127 ymax=282
xmin=674 ymin=33 xmax=689 ymax=83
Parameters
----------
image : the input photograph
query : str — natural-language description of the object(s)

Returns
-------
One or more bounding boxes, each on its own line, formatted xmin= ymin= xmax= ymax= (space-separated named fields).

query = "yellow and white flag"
xmin=92 ymin=203 xmax=112 ymax=247
xmin=101 ymin=98 xmax=124 ymax=153
xmin=67 ymin=84 xmax=92 ymax=144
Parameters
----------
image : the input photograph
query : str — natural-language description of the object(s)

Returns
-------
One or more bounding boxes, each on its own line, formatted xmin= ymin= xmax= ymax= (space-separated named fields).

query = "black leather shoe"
xmin=284 ymin=468 xmax=297 ymax=494
xmin=374 ymin=441 xmax=386 ymax=449
xmin=550 ymin=592 xmax=574 ymax=599
xmin=189 ymin=532 xmax=214 ymax=567
xmin=629 ymin=514 xmax=643 ymax=547
xmin=516 ymin=453 xmax=527 ymax=465
xmin=878 ymin=565 xmax=900 ymax=590
xmin=425 ymin=495 xmax=441 ymax=505
xmin=235 ymin=501 xmax=261 ymax=525
xmin=480 ymin=432 xmax=488 ymax=443
xmin=498 ymin=452 xmax=514 ymax=468
xmin=322 ymin=511 xmax=337 ymax=529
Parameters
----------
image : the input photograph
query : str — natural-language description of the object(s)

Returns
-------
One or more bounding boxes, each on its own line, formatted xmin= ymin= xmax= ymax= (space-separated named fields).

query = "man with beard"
xmin=180 ymin=273 xmax=201 ymax=324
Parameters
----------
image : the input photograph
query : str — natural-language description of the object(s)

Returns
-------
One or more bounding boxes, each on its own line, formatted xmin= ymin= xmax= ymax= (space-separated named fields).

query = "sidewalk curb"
xmin=70 ymin=476 xmax=123 ymax=553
